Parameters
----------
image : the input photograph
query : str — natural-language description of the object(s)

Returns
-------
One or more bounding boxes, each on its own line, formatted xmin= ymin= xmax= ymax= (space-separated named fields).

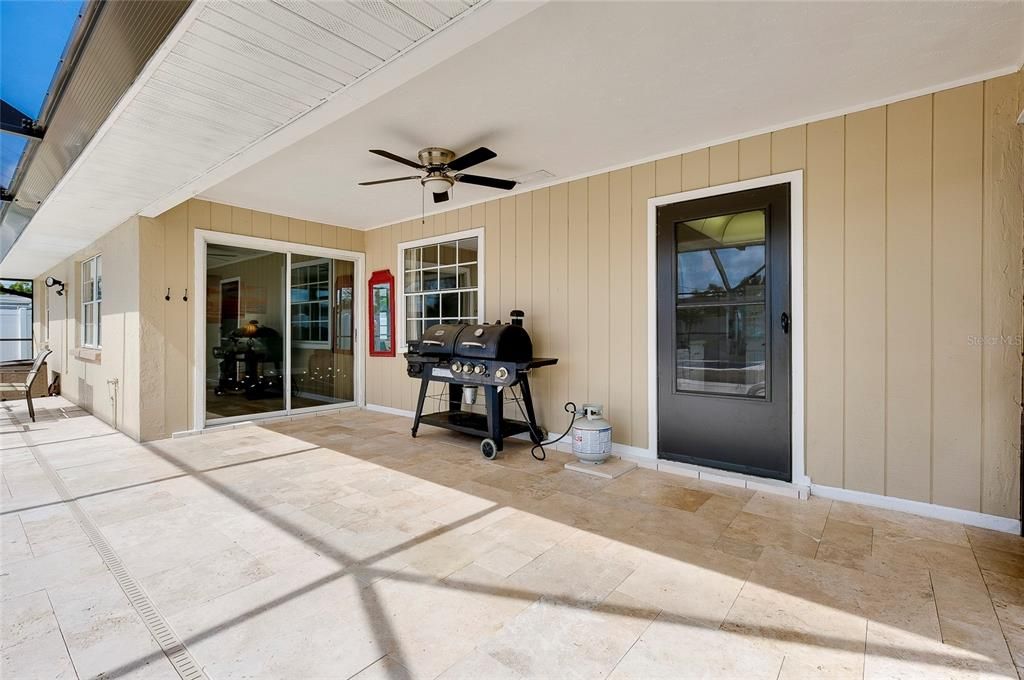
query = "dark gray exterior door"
xmin=656 ymin=184 xmax=791 ymax=481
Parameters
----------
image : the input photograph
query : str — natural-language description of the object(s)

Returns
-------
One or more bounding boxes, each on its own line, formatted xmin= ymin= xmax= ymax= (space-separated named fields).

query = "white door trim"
xmin=647 ymin=170 xmax=808 ymax=486
xmin=192 ymin=229 xmax=366 ymax=431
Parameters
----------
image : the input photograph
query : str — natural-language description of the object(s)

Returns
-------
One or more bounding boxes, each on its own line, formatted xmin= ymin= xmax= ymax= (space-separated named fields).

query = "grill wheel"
xmin=480 ymin=438 xmax=498 ymax=460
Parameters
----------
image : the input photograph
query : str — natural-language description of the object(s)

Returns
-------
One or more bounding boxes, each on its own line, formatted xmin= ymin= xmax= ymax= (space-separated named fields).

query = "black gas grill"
xmin=406 ymin=311 xmax=557 ymax=458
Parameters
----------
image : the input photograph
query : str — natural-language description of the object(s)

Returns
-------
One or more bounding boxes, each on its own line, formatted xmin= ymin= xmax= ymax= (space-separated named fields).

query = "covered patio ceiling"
xmin=200 ymin=0 xmax=1024 ymax=228
xmin=0 ymin=0 xmax=541 ymax=278
xmin=2 ymin=0 xmax=1021 ymax=278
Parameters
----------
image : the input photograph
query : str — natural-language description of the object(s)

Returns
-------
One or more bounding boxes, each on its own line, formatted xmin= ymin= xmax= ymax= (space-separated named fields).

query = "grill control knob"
xmin=495 ymin=367 xmax=509 ymax=382
xmin=450 ymin=361 xmax=462 ymax=373
xmin=473 ymin=364 xmax=486 ymax=375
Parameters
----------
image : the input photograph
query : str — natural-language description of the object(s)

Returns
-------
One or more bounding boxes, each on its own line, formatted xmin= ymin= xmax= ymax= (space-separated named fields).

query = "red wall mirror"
xmin=368 ymin=269 xmax=395 ymax=357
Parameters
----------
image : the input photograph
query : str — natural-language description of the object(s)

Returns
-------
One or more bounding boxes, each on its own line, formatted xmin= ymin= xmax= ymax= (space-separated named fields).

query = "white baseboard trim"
xmin=811 ymin=483 xmax=1022 ymax=534
xmin=365 ymin=403 xmax=416 ymax=418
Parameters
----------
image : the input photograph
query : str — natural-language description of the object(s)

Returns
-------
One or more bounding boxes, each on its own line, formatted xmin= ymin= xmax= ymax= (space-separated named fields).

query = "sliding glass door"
xmin=288 ymin=256 xmax=355 ymax=410
xmin=202 ymin=240 xmax=360 ymax=426
xmin=205 ymin=245 xmax=287 ymax=421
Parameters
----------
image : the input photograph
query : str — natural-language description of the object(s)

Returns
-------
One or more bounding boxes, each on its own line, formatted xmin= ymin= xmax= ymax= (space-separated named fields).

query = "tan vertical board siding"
xmin=587 ymin=173 xmax=611 ymax=418
xmin=485 ymin=200 xmax=501 ymax=321
xmin=884 ymin=96 xmax=933 ymax=503
xmin=739 ymin=133 xmax=772 ymax=180
xmin=567 ymin=180 xmax=590 ymax=404
xmin=771 ymin=126 xmax=806 ymax=174
xmin=305 ymin=221 xmax=322 ymax=246
xmin=981 ymin=74 xmax=1023 ymax=517
xmin=364 ymin=227 xmax=382 ymax=407
xmin=510 ymin=194 xmax=533 ymax=419
xmin=138 ymin=199 xmax=364 ymax=432
xmin=548 ymin=184 xmax=570 ymax=412
xmin=231 ymin=207 xmax=252 ymax=235
xmin=843 ymin=107 xmax=887 ymax=495
xmin=609 ymin=169 xmax=632 ymax=443
xmin=288 ymin=218 xmax=305 ymax=243
xmin=499 ymin=197 xmax=517 ymax=318
xmin=322 ymin=224 xmax=338 ymax=249
xmin=655 ymin=155 xmax=682 ymax=197
xmin=531 ymin=188 xmax=551 ymax=425
xmin=271 ymin=214 xmax=289 ymax=242
xmin=515 ymin=193 xmax=533 ymax=315
xmin=630 ymin=163 xmax=655 ymax=449
xmin=211 ymin=202 xmax=231 ymax=232
xmin=252 ymin=211 xmax=271 ymax=239
xmin=681 ymin=148 xmax=710 ymax=191
xmin=163 ymin=203 xmax=190 ymax=436
xmin=386 ymin=224 xmax=403 ymax=411
xmin=932 ymin=84 xmax=985 ymax=512
xmin=709 ymin=141 xmax=739 ymax=185
xmin=805 ymin=118 xmax=846 ymax=487
xmin=189 ymin=200 xmax=211 ymax=232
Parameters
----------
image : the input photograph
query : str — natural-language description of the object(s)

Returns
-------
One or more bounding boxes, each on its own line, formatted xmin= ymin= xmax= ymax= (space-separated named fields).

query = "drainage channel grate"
xmin=13 ymin=416 xmax=206 ymax=680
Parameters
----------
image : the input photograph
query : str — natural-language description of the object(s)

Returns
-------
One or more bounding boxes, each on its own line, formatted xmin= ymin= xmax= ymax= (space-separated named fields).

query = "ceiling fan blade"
xmin=446 ymin=147 xmax=497 ymax=172
xmin=358 ymin=176 xmax=421 ymax=186
xmin=433 ymin=190 xmax=450 ymax=204
xmin=455 ymin=173 xmax=517 ymax=191
xmin=369 ymin=149 xmax=424 ymax=170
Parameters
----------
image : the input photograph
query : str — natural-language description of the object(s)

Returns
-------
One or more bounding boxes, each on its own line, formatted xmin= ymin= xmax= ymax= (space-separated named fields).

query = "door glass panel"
xmin=675 ymin=210 xmax=767 ymax=397
xmin=206 ymin=245 xmax=286 ymax=420
xmin=290 ymin=255 xmax=356 ymax=409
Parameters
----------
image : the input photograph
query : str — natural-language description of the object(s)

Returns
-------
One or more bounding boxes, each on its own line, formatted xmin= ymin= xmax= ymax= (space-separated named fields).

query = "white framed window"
xmin=290 ymin=258 xmax=331 ymax=348
xmin=81 ymin=254 xmax=102 ymax=348
xmin=398 ymin=228 xmax=484 ymax=351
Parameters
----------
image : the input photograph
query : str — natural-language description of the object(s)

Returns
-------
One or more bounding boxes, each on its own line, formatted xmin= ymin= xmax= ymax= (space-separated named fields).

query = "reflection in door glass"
xmin=675 ymin=210 xmax=767 ymax=397
xmin=289 ymin=255 xmax=356 ymax=409
xmin=206 ymin=245 xmax=287 ymax=420
xmin=290 ymin=256 xmax=358 ymax=409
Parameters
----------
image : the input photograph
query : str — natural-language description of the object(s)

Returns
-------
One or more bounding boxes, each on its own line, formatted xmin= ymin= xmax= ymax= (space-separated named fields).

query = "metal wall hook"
xmin=165 ymin=288 xmax=171 ymax=301
xmin=182 ymin=288 xmax=188 ymax=302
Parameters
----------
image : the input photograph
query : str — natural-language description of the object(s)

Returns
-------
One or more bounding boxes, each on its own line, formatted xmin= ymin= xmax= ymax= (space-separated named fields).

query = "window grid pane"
xmin=403 ymin=237 xmax=479 ymax=346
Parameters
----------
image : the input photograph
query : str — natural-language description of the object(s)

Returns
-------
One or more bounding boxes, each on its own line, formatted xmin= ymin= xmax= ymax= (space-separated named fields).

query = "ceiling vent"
xmin=512 ymin=169 xmax=555 ymax=185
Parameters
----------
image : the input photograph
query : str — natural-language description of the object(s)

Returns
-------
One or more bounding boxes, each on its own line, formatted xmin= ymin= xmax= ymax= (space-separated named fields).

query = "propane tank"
xmin=572 ymin=403 xmax=612 ymax=464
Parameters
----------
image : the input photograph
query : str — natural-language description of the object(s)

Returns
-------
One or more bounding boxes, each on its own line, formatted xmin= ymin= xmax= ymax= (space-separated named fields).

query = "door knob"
xmin=780 ymin=312 xmax=790 ymax=334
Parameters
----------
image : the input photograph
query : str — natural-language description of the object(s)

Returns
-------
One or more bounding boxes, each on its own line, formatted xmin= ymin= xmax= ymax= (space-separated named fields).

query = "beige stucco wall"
xmin=137 ymin=199 xmax=365 ymax=440
xmin=32 ymin=217 xmax=142 ymax=438
xmin=363 ymin=73 xmax=1023 ymax=519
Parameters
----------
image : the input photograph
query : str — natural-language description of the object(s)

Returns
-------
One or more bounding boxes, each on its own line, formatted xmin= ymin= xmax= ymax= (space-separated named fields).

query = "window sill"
xmin=75 ymin=347 xmax=102 ymax=363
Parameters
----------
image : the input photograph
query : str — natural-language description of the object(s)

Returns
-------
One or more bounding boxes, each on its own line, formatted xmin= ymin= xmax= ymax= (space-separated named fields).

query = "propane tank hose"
xmin=518 ymin=400 xmax=578 ymax=461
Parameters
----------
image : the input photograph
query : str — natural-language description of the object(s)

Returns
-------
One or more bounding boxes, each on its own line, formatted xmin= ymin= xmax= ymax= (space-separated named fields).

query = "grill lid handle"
xmin=421 ymin=340 xmax=444 ymax=346
xmin=460 ymin=341 xmax=485 ymax=348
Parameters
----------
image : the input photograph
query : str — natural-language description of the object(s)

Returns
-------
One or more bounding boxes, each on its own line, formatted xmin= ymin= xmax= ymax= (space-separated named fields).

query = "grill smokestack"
xmin=510 ymin=310 xmax=525 ymax=327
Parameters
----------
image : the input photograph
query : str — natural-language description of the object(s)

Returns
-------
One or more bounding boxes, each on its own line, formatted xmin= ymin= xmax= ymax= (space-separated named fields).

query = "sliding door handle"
xmin=780 ymin=312 xmax=790 ymax=334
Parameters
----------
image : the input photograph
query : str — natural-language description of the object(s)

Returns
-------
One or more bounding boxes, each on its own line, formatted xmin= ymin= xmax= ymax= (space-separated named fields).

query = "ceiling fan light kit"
xmin=359 ymin=146 xmax=517 ymax=205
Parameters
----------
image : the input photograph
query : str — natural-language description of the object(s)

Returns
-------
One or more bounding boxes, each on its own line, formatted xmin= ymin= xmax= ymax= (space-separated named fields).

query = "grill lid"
xmin=456 ymin=324 xmax=532 ymax=362
xmin=416 ymin=323 xmax=467 ymax=356
xmin=413 ymin=322 xmax=534 ymax=362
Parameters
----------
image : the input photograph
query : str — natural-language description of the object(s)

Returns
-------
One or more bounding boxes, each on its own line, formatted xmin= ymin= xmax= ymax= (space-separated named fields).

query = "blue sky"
xmin=1 ymin=0 xmax=82 ymax=187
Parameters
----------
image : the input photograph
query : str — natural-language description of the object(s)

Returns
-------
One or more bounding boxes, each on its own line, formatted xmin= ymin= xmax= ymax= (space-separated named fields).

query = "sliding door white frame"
xmin=193 ymin=229 xmax=366 ymax=430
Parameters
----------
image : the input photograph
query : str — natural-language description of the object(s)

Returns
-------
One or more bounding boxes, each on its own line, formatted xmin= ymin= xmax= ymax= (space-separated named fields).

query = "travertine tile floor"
xmin=3 ymin=397 xmax=1024 ymax=679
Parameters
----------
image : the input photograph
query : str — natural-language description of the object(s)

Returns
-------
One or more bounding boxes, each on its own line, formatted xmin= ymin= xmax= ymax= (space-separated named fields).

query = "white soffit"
xmin=202 ymin=0 xmax=1024 ymax=230
xmin=1 ymin=0 xmax=543 ymax=278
